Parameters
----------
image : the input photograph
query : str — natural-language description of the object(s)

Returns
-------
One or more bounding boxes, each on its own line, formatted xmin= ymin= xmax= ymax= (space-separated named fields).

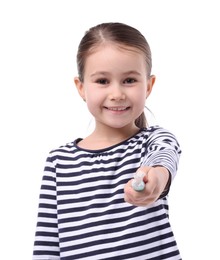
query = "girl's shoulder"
xmin=140 ymin=125 xmax=174 ymax=136
xmin=139 ymin=125 xmax=181 ymax=146
xmin=47 ymin=138 xmax=81 ymax=158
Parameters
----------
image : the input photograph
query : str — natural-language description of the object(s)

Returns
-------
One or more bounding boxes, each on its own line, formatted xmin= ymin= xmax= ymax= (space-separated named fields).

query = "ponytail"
xmin=135 ymin=112 xmax=147 ymax=128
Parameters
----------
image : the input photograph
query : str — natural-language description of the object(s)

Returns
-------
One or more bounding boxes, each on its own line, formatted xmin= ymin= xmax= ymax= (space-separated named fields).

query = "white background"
xmin=1 ymin=0 xmax=219 ymax=259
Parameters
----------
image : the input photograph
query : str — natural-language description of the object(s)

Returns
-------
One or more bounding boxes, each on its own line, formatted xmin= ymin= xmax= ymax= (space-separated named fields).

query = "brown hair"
xmin=76 ymin=22 xmax=153 ymax=128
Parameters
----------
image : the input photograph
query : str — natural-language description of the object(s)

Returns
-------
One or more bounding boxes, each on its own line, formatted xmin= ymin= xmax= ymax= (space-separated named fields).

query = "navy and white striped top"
xmin=33 ymin=126 xmax=182 ymax=260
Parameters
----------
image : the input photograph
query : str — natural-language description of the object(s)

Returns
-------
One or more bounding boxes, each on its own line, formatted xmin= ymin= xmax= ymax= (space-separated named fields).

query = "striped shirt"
xmin=33 ymin=126 xmax=182 ymax=260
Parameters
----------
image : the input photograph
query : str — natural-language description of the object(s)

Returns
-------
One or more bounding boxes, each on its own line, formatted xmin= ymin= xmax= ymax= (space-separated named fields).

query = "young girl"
xmin=33 ymin=22 xmax=182 ymax=260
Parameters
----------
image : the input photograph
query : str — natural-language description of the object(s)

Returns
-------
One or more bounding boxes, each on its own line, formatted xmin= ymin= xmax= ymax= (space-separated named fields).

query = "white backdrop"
xmin=1 ymin=0 xmax=219 ymax=259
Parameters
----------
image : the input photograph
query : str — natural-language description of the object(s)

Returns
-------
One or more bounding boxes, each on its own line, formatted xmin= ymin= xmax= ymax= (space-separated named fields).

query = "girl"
xmin=33 ymin=22 xmax=182 ymax=260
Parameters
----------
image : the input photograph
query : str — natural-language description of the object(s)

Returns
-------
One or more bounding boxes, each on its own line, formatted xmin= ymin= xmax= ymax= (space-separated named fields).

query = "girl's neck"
xmin=78 ymin=124 xmax=140 ymax=150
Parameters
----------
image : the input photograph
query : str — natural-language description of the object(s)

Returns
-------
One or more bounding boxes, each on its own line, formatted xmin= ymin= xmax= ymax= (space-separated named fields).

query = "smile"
xmin=106 ymin=106 xmax=129 ymax=111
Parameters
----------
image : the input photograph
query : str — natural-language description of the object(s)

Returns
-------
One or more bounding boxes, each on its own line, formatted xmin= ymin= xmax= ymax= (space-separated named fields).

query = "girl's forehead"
xmin=86 ymin=44 xmax=145 ymax=67
xmin=88 ymin=42 xmax=143 ymax=56
xmin=84 ymin=44 xmax=147 ymax=76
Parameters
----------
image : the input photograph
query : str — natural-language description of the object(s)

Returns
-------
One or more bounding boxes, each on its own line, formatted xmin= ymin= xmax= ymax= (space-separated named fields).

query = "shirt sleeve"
xmin=142 ymin=127 xmax=182 ymax=181
xmin=32 ymin=153 xmax=60 ymax=260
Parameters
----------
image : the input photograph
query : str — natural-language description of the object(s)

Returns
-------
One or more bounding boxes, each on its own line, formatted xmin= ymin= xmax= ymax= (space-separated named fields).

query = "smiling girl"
xmin=33 ymin=22 xmax=182 ymax=260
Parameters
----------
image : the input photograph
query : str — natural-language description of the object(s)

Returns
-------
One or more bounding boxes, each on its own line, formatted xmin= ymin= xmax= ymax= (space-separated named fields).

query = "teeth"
xmin=108 ymin=107 xmax=126 ymax=111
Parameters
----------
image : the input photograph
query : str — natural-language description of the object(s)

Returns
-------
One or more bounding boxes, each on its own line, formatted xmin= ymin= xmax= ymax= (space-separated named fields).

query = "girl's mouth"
xmin=105 ymin=106 xmax=129 ymax=111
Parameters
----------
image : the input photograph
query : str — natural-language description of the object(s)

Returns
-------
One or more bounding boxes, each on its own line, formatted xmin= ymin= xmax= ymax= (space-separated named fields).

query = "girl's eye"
xmin=124 ymin=78 xmax=136 ymax=84
xmin=96 ymin=79 xmax=108 ymax=85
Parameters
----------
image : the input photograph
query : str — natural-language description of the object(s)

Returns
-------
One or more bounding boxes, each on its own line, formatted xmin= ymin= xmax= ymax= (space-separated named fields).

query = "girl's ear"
xmin=146 ymin=75 xmax=156 ymax=98
xmin=74 ymin=77 xmax=86 ymax=101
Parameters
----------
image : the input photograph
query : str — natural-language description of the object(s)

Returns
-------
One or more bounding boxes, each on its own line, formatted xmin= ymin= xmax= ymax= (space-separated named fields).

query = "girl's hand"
xmin=124 ymin=166 xmax=169 ymax=207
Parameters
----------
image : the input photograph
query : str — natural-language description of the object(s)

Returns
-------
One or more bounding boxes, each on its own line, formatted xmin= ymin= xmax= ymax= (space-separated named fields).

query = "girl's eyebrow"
xmin=90 ymin=70 xmax=141 ymax=77
xmin=90 ymin=71 xmax=109 ymax=77
xmin=123 ymin=70 xmax=142 ymax=76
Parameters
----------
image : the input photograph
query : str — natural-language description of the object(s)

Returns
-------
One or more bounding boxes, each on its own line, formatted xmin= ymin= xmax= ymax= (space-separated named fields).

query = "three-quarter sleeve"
xmin=142 ymin=128 xmax=182 ymax=181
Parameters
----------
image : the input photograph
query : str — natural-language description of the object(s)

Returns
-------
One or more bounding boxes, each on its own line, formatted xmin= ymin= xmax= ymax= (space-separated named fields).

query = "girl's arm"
xmin=32 ymin=154 xmax=60 ymax=260
xmin=124 ymin=128 xmax=181 ymax=207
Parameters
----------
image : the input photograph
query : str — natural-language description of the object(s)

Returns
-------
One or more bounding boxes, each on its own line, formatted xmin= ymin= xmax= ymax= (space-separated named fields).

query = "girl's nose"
xmin=109 ymin=85 xmax=125 ymax=101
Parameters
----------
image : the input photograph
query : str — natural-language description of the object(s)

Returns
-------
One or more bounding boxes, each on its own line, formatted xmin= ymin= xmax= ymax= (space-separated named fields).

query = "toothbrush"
xmin=132 ymin=170 xmax=145 ymax=191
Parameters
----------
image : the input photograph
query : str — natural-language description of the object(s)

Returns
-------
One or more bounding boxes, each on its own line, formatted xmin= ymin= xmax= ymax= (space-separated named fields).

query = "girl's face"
xmin=75 ymin=44 xmax=155 ymax=130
